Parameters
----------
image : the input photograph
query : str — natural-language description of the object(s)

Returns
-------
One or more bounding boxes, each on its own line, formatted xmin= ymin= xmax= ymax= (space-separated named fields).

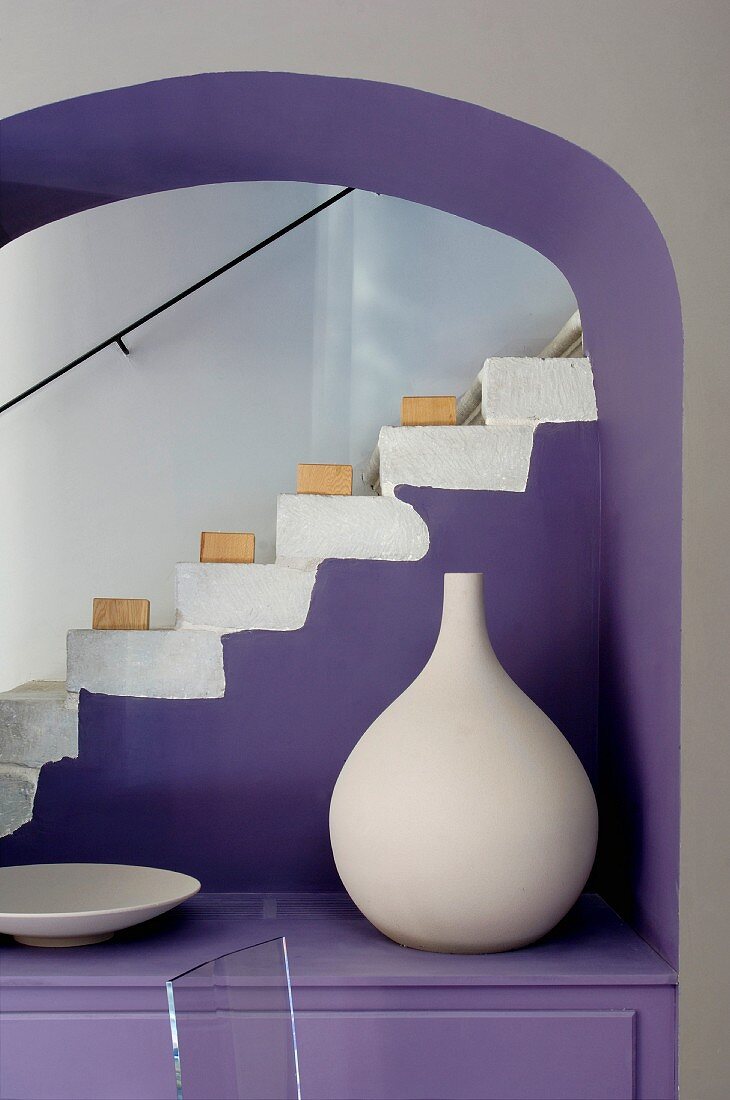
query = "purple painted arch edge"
xmin=0 ymin=71 xmax=682 ymax=967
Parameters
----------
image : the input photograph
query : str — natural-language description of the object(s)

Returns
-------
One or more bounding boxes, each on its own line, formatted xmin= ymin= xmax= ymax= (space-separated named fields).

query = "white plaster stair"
xmin=67 ymin=629 xmax=226 ymax=700
xmin=0 ymin=681 xmax=78 ymax=768
xmin=378 ymin=423 xmax=535 ymax=495
xmin=175 ymin=563 xmax=317 ymax=632
xmin=275 ymin=494 xmax=430 ymax=568
xmin=0 ymin=682 xmax=79 ymax=838
xmin=0 ymin=764 xmax=39 ymax=838
xmin=365 ymin=356 xmax=596 ymax=490
xmin=480 ymin=357 xmax=597 ymax=423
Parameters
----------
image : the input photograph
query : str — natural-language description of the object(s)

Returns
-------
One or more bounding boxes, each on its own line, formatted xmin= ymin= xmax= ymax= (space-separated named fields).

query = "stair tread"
xmin=177 ymin=561 xmax=316 ymax=574
xmin=69 ymin=626 xmax=179 ymax=635
xmin=0 ymin=681 xmax=69 ymax=703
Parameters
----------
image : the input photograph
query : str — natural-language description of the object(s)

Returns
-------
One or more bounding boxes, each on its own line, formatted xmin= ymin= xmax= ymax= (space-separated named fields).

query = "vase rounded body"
xmin=329 ymin=572 xmax=598 ymax=953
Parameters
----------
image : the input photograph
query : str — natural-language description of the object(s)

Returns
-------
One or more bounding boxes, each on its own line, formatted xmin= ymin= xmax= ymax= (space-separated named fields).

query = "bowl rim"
xmin=0 ymin=862 xmax=201 ymax=920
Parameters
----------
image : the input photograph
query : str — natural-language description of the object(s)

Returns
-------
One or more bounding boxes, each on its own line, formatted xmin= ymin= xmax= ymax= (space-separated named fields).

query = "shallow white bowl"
xmin=0 ymin=863 xmax=201 ymax=947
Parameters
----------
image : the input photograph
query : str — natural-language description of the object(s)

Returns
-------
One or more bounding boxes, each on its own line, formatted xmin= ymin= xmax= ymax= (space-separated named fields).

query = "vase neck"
xmin=430 ymin=573 xmax=496 ymax=666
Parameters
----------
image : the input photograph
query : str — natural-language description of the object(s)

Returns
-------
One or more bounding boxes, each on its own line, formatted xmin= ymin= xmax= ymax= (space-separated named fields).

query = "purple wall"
xmin=2 ymin=425 xmax=599 ymax=890
xmin=0 ymin=72 xmax=682 ymax=965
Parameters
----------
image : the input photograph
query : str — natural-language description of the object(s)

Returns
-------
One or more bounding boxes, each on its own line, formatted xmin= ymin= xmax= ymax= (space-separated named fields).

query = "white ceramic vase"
xmin=329 ymin=572 xmax=598 ymax=953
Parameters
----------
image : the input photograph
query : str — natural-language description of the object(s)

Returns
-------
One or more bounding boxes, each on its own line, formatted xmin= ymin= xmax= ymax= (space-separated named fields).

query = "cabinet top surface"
xmin=0 ymin=893 xmax=676 ymax=989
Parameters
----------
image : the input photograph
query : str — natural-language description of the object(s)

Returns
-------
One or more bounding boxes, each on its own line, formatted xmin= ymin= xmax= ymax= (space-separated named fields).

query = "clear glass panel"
xmin=166 ymin=936 xmax=301 ymax=1100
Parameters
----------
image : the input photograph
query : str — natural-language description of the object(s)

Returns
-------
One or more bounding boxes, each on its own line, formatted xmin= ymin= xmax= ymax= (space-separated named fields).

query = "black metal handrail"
xmin=0 ymin=186 xmax=354 ymax=416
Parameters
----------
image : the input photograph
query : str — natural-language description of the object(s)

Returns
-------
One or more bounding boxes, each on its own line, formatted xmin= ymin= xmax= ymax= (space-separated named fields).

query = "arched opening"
xmin=0 ymin=71 xmax=682 ymax=967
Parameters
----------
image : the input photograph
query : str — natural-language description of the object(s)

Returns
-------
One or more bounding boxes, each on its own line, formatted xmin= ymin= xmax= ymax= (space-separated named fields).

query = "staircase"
xmin=0 ymin=349 xmax=596 ymax=837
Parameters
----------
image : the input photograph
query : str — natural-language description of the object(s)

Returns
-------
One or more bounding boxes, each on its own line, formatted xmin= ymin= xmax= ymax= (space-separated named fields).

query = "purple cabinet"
xmin=0 ymin=894 xmax=676 ymax=1100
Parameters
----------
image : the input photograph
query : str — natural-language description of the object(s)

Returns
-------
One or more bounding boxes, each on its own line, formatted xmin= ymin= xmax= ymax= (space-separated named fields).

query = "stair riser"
xmin=0 ymin=697 xmax=77 ymax=769
xmin=175 ymin=564 xmax=316 ymax=632
xmin=481 ymin=358 xmax=597 ymax=423
xmin=276 ymin=495 xmax=429 ymax=567
xmin=378 ymin=424 xmax=535 ymax=497
xmin=0 ymin=765 xmax=38 ymax=838
xmin=67 ymin=631 xmax=225 ymax=699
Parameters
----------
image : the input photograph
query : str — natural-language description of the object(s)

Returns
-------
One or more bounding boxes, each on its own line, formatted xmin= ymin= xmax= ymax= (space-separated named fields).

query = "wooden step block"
xmin=200 ymin=531 xmax=255 ymax=564
xmin=401 ymin=395 xmax=457 ymax=426
xmin=297 ymin=463 xmax=353 ymax=496
xmin=92 ymin=598 xmax=150 ymax=631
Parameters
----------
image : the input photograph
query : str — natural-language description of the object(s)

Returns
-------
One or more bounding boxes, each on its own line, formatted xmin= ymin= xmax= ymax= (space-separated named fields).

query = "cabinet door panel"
xmin=0 ymin=1016 xmax=175 ymax=1100
xmin=296 ymin=1010 xmax=635 ymax=1100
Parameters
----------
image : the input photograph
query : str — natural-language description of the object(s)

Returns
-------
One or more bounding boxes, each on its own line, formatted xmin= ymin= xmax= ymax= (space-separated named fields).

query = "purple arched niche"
xmin=0 ymin=73 xmax=682 ymax=967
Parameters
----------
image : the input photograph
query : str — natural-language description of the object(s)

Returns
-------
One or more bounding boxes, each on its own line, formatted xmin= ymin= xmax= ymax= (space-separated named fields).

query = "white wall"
xmin=0 ymin=180 xmax=575 ymax=690
xmin=2 ymin=3 xmax=729 ymax=1093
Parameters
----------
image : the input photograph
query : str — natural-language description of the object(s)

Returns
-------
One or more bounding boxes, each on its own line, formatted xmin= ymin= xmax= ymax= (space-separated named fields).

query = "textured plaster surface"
xmin=175 ymin=563 xmax=317 ymax=632
xmin=276 ymin=494 xmax=429 ymax=565
xmin=378 ymin=424 xmax=534 ymax=495
xmin=0 ymin=681 xmax=78 ymax=767
xmin=0 ymin=764 xmax=38 ymax=838
xmin=67 ymin=629 xmax=225 ymax=699
xmin=481 ymin=358 xmax=597 ymax=423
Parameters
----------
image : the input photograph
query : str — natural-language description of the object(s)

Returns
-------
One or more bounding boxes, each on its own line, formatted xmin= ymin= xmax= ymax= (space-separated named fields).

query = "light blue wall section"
xmin=0 ymin=182 xmax=575 ymax=688
xmin=322 ymin=190 xmax=577 ymax=468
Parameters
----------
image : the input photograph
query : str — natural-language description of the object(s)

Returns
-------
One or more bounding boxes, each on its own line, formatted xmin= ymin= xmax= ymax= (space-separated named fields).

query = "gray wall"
xmin=1 ymin=2 xmax=728 ymax=1094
